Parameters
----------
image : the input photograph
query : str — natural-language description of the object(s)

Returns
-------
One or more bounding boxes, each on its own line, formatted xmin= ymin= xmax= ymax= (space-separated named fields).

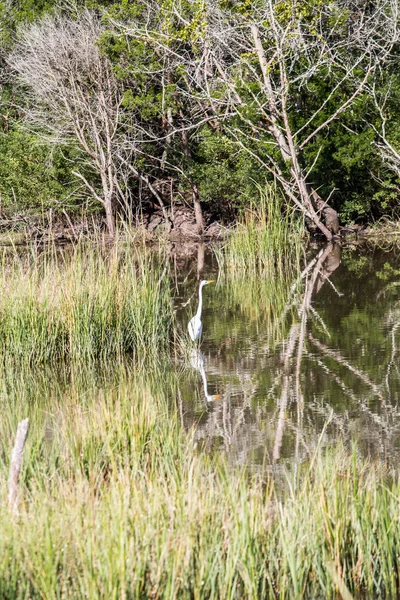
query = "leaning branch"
xmin=299 ymin=67 xmax=371 ymax=150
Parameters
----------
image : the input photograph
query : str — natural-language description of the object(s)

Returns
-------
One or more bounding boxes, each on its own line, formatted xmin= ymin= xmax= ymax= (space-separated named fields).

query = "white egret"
xmin=188 ymin=279 xmax=215 ymax=341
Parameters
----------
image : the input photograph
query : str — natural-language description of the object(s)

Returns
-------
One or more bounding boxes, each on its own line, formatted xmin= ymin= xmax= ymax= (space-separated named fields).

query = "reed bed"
xmin=0 ymin=363 xmax=399 ymax=599
xmin=0 ymin=228 xmax=397 ymax=599
xmin=0 ymin=242 xmax=174 ymax=363
xmin=213 ymin=186 xmax=304 ymax=347
xmin=217 ymin=185 xmax=303 ymax=275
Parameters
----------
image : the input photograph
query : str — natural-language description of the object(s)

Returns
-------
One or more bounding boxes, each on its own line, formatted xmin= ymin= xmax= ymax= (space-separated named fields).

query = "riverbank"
xmin=1 ymin=200 xmax=400 ymax=252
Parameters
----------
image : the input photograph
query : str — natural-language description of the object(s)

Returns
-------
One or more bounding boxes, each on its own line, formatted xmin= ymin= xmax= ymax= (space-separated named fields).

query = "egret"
xmin=188 ymin=279 xmax=215 ymax=341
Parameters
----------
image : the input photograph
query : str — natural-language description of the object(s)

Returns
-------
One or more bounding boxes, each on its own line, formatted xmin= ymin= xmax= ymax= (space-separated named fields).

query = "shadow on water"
xmin=175 ymin=240 xmax=400 ymax=472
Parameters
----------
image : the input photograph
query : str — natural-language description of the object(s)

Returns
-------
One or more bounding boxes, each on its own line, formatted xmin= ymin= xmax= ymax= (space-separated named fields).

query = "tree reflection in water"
xmin=180 ymin=242 xmax=400 ymax=472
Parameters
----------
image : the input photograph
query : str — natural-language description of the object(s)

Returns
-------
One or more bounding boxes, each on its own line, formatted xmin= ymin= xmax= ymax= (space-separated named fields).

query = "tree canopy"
xmin=1 ymin=0 xmax=400 ymax=236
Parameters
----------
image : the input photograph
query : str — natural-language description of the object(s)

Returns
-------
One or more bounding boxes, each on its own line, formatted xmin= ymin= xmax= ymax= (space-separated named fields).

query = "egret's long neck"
xmin=196 ymin=284 xmax=203 ymax=319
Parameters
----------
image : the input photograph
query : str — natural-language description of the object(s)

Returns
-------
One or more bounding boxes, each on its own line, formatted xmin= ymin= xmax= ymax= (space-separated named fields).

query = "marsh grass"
xmin=0 ymin=241 xmax=174 ymax=363
xmin=0 ymin=362 xmax=399 ymax=599
xmin=216 ymin=185 xmax=303 ymax=275
xmin=213 ymin=186 xmax=304 ymax=346
xmin=0 ymin=226 xmax=398 ymax=599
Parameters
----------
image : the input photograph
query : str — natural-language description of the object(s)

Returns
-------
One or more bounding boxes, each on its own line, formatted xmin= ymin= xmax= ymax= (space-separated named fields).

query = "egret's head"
xmin=201 ymin=279 xmax=215 ymax=287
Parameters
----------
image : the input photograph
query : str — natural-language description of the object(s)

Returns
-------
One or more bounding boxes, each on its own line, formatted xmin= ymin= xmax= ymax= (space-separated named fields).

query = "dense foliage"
xmin=1 ymin=0 xmax=400 ymax=233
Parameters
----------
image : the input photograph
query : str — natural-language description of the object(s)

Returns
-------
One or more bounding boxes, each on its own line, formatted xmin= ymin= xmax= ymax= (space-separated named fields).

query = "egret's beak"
xmin=211 ymin=394 xmax=221 ymax=401
xmin=207 ymin=280 xmax=215 ymax=284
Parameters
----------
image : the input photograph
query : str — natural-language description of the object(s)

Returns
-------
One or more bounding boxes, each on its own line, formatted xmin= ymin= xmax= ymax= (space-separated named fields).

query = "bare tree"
xmin=208 ymin=0 xmax=399 ymax=238
xmin=369 ymin=79 xmax=400 ymax=183
xmin=115 ymin=0 xmax=400 ymax=239
xmin=7 ymin=10 xmax=141 ymax=236
xmin=109 ymin=3 xmax=225 ymax=235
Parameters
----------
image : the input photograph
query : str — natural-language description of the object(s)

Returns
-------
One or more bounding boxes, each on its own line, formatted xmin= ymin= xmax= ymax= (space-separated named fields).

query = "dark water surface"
xmin=174 ymin=242 xmax=400 ymax=470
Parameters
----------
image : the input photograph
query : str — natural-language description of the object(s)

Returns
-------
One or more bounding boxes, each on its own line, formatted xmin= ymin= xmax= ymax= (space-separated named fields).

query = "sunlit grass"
xmin=216 ymin=184 xmax=304 ymax=275
xmin=0 ymin=240 xmax=174 ymax=363
xmin=212 ymin=185 xmax=304 ymax=346
xmin=0 ymin=361 xmax=399 ymax=599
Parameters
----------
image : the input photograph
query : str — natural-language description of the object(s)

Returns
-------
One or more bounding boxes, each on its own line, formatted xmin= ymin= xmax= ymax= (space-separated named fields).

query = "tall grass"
xmin=1 ymin=220 xmax=397 ymax=599
xmin=0 ymin=242 xmax=174 ymax=363
xmin=0 ymin=362 xmax=399 ymax=599
xmin=213 ymin=185 xmax=304 ymax=346
xmin=217 ymin=184 xmax=303 ymax=275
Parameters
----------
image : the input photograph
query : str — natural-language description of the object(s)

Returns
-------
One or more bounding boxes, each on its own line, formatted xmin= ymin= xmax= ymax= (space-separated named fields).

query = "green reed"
xmin=0 ymin=241 xmax=174 ymax=363
xmin=0 ymin=224 xmax=397 ymax=599
xmin=217 ymin=184 xmax=304 ymax=275
xmin=0 ymin=360 xmax=399 ymax=599
xmin=213 ymin=185 xmax=304 ymax=347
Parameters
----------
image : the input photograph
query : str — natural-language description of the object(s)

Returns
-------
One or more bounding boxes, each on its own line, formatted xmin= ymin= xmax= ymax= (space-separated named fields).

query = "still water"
xmin=174 ymin=242 xmax=400 ymax=470
xmin=2 ymin=241 xmax=400 ymax=472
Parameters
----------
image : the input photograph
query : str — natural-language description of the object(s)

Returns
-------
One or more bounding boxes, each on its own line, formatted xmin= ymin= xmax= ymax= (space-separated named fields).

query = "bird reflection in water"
xmin=190 ymin=349 xmax=221 ymax=403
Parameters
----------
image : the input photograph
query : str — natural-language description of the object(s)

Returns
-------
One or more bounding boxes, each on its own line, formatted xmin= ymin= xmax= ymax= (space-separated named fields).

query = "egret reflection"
xmin=190 ymin=349 xmax=221 ymax=402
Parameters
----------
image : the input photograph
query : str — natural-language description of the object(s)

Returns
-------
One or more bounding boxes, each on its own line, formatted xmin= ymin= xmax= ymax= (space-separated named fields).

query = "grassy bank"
xmin=0 ymin=363 xmax=398 ymax=599
xmin=0 ymin=241 xmax=174 ymax=363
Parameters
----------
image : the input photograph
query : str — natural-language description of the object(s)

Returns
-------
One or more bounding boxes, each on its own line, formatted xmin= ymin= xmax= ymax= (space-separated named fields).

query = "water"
xmin=175 ymin=242 xmax=400 ymax=470
xmin=3 ymin=241 xmax=400 ymax=473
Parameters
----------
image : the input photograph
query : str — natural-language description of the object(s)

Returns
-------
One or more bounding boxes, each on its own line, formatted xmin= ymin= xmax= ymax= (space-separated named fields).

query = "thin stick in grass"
xmin=8 ymin=418 xmax=29 ymax=513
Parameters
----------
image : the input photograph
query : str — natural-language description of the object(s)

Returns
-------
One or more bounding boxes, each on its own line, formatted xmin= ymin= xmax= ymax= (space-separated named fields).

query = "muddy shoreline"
xmin=0 ymin=204 xmax=399 ymax=254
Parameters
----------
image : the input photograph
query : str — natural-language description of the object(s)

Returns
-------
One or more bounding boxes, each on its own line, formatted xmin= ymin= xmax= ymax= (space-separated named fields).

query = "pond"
xmin=174 ymin=241 xmax=400 ymax=471
xmin=2 ymin=240 xmax=400 ymax=474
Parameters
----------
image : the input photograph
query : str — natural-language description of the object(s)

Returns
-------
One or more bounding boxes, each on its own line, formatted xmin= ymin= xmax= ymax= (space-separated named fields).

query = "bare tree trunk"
xmin=104 ymin=194 xmax=116 ymax=238
xmin=192 ymin=183 xmax=204 ymax=235
xmin=251 ymin=24 xmax=338 ymax=240
xmin=307 ymin=186 xmax=340 ymax=235
xmin=180 ymin=117 xmax=204 ymax=235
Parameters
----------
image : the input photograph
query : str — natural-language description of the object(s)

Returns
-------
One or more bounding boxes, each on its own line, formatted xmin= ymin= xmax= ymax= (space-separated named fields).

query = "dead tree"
xmin=8 ymin=418 xmax=29 ymax=513
xmin=109 ymin=4 xmax=218 ymax=235
xmin=207 ymin=0 xmax=400 ymax=238
xmin=115 ymin=0 xmax=400 ymax=239
xmin=7 ymin=10 xmax=152 ymax=236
